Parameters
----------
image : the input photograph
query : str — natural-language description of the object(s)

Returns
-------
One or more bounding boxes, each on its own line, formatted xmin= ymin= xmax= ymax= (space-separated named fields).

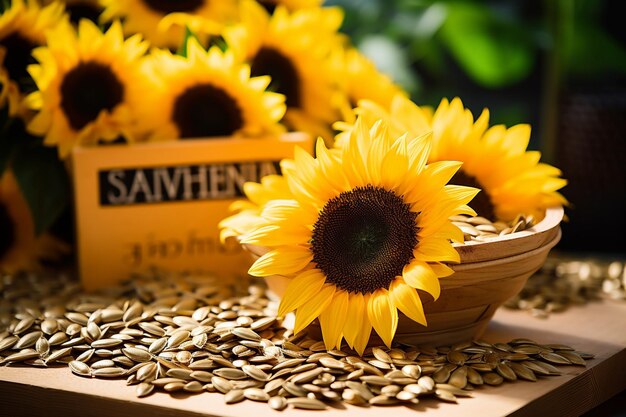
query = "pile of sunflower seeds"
xmin=451 ymin=214 xmax=534 ymax=243
xmin=505 ymin=256 xmax=626 ymax=318
xmin=0 ymin=271 xmax=593 ymax=410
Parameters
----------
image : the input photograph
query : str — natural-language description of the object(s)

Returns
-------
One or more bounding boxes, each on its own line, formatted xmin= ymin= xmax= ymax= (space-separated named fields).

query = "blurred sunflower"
xmin=224 ymin=0 xmax=342 ymax=141
xmin=333 ymin=47 xmax=407 ymax=123
xmin=0 ymin=170 xmax=68 ymax=273
xmin=0 ymin=0 xmax=65 ymax=117
xmin=140 ymin=37 xmax=285 ymax=140
xmin=255 ymin=0 xmax=322 ymax=14
xmin=41 ymin=0 xmax=102 ymax=25
xmin=99 ymin=0 xmax=237 ymax=49
xmin=25 ymin=20 xmax=149 ymax=158
xmin=231 ymin=117 xmax=478 ymax=353
xmin=335 ymin=95 xmax=567 ymax=222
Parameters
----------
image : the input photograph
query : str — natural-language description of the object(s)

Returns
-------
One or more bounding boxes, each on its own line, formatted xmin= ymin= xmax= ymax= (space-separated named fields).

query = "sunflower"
xmin=335 ymin=95 xmax=567 ymax=222
xmin=224 ymin=0 xmax=342 ymax=141
xmin=99 ymin=0 xmax=238 ymax=49
xmin=0 ymin=170 xmax=68 ymax=273
xmin=25 ymin=19 xmax=150 ymax=158
xmin=140 ymin=37 xmax=285 ymax=141
xmin=333 ymin=47 xmax=407 ymax=124
xmin=255 ymin=0 xmax=323 ymax=14
xmin=0 ymin=0 xmax=66 ymax=117
xmin=42 ymin=0 xmax=103 ymax=25
xmin=229 ymin=116 xmax=478 ymax=353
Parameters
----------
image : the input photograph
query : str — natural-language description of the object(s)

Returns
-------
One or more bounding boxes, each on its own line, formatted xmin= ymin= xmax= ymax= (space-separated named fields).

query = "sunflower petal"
xmin=389 ymin=279 xmax=427 ymax=326
xmin=248 ymin=246 xmax=312 ymax=277
xmin=402 ymin=260 xmax=441 ymax=300
xmin=319 ymin=290 xmax=349 ymax=350
xmin=342 ymin=292 xmax=365 ymax=349
xmin=367 ymin=289 xmax=398 ymax=348
xmin=353 ymin=294 xmax=373 ymax=355
xmin=294 ymin=285 xmax=336 ymax=335
xmin=277 ymin=269 xmax=327 ymax=316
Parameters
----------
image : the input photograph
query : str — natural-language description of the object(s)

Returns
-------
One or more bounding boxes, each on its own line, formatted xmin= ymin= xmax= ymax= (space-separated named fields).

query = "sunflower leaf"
xmin=11 ymin=141 xmax=70 ymax=235
xmin=439 ymin=2 xmax=534 ymax=88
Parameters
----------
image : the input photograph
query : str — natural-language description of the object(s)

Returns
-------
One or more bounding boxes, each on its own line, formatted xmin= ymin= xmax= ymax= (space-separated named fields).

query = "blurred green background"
xmin=329 ymin=0 xmax=626 ymax=254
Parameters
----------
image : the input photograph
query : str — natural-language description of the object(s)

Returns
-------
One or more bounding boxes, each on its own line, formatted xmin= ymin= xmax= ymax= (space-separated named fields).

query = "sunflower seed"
xmin=224 ymin=389 xmax=245 ymax=404
xmin=287 ymin=397 xmax=327 ymax=410
xmin=69 ymin=360 xmax=91 ymax=376
xmin=268 ymin=395 xmax=287 ymax=410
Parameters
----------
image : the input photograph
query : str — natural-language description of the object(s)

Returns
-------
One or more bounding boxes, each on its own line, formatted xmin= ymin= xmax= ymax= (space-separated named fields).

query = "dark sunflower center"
xmin=257 ymin=1 xmax=277 ymax=14
xmin=311 ymin=185 xmax=419 ymax=294
xmin=251 ymin=47 xmax=300 ymax=108
xmin=450 ymin=169 xmax=496 ymax=221
xmin=60 ymin=61 xmax=124 ymax=131
xmin=142 ymin=0 xmax=204 ymax=14
xmin=172 ymin=83 xmax=244 ymax=138
xmin=66 ymin=4 xmax=103 ymax=25
xmin=0 ymin=32 xmax=38 ymax=86
xmin=0 ymin=202 xmax=15 ymax=260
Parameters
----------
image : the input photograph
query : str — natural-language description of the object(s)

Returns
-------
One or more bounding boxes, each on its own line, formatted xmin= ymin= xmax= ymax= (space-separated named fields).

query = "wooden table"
xmin=1 ymin=300 xmax=625 ymax=417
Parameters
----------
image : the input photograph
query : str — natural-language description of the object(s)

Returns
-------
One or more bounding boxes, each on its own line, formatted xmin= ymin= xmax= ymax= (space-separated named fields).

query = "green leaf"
xmin=11 ymin=142 xmax=70 ymax=235
xmin=176 ymin=26 xmax=199 ymax=58
xmin=564 ymin=22 xmax=626 ymax=78
xmin=439 ymin=2 xmax=535 ymax=88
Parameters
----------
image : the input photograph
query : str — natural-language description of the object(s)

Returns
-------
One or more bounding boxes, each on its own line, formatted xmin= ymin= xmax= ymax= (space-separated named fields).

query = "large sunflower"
xmin=223 ymin=0 xmax=343 ymax=141
xmin=230 ymin=117 xmax=478 ymax=353
xmin=336 ymin=95 xmax=567 ymax=222
xmin=0 ymin=170 xmax=68 ymax=273
xmin=99 ymin=0 xmax=237 ymax=49
xmin=140 ymin=38 xmax=285 ymax=140
xmin=0 ymin=0 xmax=66 ymax=117
xmin=25 ymin=19 xmax=150 ymax=158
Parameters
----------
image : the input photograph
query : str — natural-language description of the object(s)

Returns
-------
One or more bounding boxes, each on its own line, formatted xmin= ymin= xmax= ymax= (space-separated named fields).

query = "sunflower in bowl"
xmin=222 ymin=116 xmax=478 ymax=353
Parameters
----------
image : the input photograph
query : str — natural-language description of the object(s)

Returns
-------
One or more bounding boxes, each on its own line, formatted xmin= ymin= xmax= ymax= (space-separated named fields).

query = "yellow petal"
xmin=428 ymin=262 xmax=455 ymax=278
xmin=277 ymin=269 xmax=327 ymax=316
xmin=402 ymin=260 xmax=441 ymax=300
xmin=342 ymin=292 xmax=365 ymax=349
xmin=389 ymin=278 xmax=427 ymax=326
xmin=367 ymin=289 xmax=398 ymax=348
xmin=294 ymin=285 xmax=336 ymax=335
xmin=413 ymin=236 xmax=460 ymax=264
xmin=353 ymin=294 xmax=372 ymax=356
xmin=248 ymin=246 xmax=312 ymax=277
xmin=240 ymin=224 xmax=311 ymax=247
xmin=319 ymin=290 xmax=349 ymax=350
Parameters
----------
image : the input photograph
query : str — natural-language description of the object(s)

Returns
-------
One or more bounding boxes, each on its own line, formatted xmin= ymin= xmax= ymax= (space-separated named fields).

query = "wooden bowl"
xmin=244 ymin=206 xmax=563 ymax=346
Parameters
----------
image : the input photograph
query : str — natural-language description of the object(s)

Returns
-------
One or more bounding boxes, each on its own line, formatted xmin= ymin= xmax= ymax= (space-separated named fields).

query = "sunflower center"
xmin=450 ymin=169 xmax=496 ymax=221
xmin=251 ymin=47 xmax=300 ymax=108
xmin=66 ymin=4 xmax=103 ymax=25
xmin=60 ymin=61 xmax=124 ymax=131
xmin=0 ymin=202 xmax=15 ymax=260
xmin=257 ymin=1 xmax=277 ymax=14
xmin=0 ymin=32 xmax=38 ymax=86
xmin=311 ymin=185 xmax=419 ymax=294
xmin=172 ymin=83 xmax=244 ymax=138
xmin=142 ymin=0 xmax=204 ymax=14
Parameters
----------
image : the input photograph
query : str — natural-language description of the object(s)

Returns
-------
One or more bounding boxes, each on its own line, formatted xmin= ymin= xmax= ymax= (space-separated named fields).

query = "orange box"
xmin=71 ymin=133 xmax=311 ymax=290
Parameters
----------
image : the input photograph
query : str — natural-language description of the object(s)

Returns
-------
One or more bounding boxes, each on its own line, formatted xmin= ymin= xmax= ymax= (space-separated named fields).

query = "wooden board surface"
xmin=1 ymin=300 xmax=625 ymax=417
